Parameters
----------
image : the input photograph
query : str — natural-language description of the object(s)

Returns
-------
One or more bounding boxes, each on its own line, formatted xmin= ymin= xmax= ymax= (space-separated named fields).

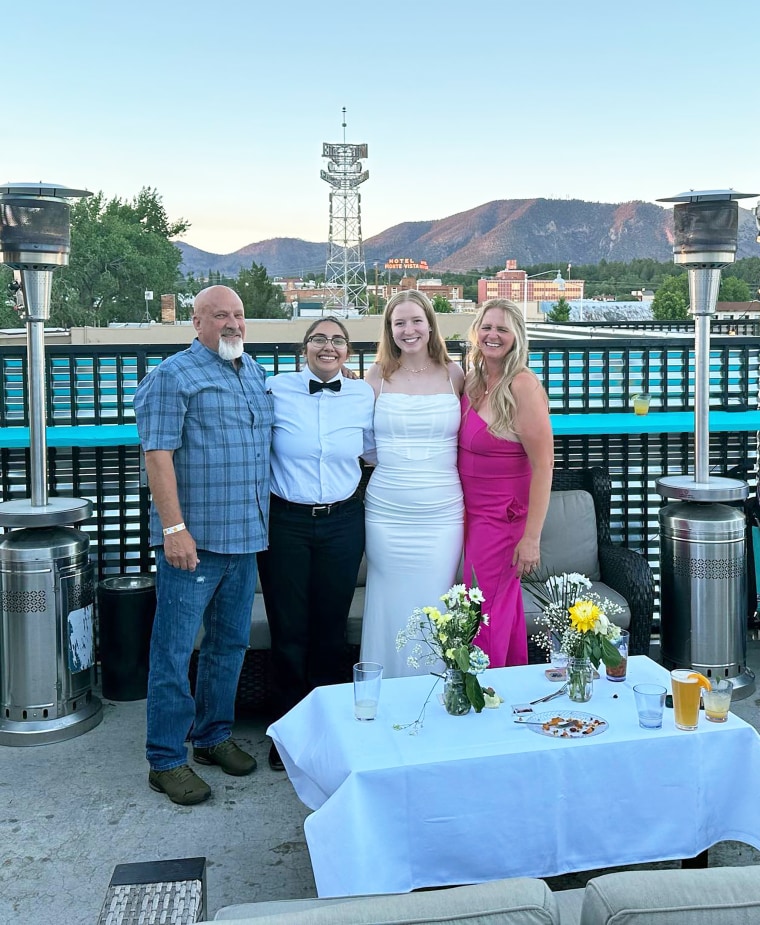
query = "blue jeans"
xmin=146 ymin=548 xmax=257 ymax=770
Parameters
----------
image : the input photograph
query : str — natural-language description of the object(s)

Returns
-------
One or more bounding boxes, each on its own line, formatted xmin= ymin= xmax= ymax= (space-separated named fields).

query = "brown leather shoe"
xmin=149 ymin=765 xmax=211 ymax=805
xmin=193 ymin=738 xmax=257 ymax=776
xmin=268 ymin=742 xmax=285 ymax=772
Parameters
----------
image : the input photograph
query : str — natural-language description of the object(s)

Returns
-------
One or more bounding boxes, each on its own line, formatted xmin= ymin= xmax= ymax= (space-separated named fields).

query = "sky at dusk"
xmin=7 ymin=0 xmax=760 ymax=255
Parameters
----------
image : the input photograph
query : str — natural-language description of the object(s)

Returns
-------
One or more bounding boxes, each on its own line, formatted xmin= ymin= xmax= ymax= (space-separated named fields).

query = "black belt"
xmin=270 ymin=491 xmax=361 ymax=518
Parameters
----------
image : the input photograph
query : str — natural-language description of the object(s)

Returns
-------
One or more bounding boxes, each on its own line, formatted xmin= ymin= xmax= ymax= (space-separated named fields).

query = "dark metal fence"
xmin=0 ymin=335 xmax=757 ymax=424
xmin=0 ymin=337 xmax=758 ymax=601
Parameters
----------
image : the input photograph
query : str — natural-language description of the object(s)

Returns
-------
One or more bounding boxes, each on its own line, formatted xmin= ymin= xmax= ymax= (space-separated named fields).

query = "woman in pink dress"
xmin=458 ymin=299 xmax=554 ymax=667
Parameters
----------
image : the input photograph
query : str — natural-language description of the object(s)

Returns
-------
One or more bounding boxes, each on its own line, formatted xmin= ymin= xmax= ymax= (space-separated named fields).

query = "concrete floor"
xmin=3 ymin=639 xmax=760 ymax=924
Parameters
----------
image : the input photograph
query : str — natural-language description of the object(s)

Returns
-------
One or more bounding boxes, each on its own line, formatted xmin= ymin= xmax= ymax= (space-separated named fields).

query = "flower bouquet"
xmin=395 ymin=583 xmax=491 ymax=729
xmin=525 ymin=570 xmax=624 ymax=702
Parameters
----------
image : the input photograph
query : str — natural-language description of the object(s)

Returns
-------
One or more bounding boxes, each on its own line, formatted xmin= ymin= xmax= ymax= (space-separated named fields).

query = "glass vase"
xmin=567 ymin=657 xmax=594 ymax=703
xmin=443 ymin=668 xmax=471 ymax=715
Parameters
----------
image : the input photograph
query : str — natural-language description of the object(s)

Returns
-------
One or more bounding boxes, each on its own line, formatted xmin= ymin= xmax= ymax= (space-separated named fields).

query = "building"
xmin=478 ymin=259 xmax=584 ymax=320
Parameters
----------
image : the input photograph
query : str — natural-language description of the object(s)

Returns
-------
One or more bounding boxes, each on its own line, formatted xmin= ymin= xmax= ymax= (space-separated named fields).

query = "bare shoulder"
xmin=364 ymin=363 xmax=383 ymax=396
xmin=512 ymin=368 xmax=545 ymax=397
xmin=447 ymin=361 xmax=465 ymax=394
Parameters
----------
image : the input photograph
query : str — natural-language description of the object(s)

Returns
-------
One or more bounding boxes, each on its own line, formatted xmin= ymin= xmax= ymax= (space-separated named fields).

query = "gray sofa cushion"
xmin=210 ymin=878 xmax=561 ymax=924
xmin=524 ymin=488 xmax=631 ymax=638
xmin=540 ymin=490 xmax=600 ymax=581
xmin=581 ymin=867 xmax=760 ymax=924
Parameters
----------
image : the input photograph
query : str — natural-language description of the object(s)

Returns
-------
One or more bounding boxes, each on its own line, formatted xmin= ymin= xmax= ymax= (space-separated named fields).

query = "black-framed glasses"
xmin=307 ymin=334 xmax=348 ymax=348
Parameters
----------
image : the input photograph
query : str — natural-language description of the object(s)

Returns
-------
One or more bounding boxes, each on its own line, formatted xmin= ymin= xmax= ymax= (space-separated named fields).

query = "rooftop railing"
xmin=0 ymin=335 xmax=758 ymax=619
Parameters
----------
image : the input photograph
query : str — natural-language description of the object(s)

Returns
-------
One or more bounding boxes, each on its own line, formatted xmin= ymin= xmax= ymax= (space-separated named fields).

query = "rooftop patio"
xmin=2 ymin=635 xmax=760 ymax=924
xmin=2 ymin=329 xmax=760 ymax=922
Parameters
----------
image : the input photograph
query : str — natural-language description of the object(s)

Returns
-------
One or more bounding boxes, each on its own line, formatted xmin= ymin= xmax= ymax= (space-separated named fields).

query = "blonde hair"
xmin=375 ymin=290 xmax=451 ymax=379
xmin=465 ymin=299 xmax=529 ymax=437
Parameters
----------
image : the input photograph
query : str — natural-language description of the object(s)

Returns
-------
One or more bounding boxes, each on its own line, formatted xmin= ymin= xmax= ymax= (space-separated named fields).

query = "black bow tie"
xmin=309 ymin=379 xmax=341 ymax=394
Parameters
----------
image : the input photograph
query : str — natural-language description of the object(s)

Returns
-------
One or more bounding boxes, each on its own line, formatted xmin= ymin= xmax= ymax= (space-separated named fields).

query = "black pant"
xmin=257 ymin=494 xmax=365 ymax=719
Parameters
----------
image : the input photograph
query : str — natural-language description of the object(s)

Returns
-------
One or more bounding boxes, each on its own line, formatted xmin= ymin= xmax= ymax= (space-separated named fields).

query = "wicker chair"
xmin=527 ymin=466 xmax=655 ymax=662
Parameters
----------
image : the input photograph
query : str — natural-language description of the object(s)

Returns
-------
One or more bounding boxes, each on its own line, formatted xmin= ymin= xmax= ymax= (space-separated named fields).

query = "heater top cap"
xmin=657 ymin=189 xmax=757 ymax=203
xmin=0 ymin=182 xmax=92 ymax=200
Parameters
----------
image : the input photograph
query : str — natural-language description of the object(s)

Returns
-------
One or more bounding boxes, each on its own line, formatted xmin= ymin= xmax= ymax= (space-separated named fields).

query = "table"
xmin=268 ymin=657 xmax=760 ymax=898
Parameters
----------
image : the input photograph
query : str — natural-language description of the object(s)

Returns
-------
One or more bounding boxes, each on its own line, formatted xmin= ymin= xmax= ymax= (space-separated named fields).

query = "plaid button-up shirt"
xmin=134 ymin=339 xmax=273 ymax=554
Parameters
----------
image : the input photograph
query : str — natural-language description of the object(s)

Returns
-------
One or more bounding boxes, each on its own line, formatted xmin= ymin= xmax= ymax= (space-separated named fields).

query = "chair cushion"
xmin=211 ymin=877 xmax=560 ymax=924
xmin=581 ymin=867 xmax=760 ymax=925
xmin=540 ymin=490 xmax=600 ymax=581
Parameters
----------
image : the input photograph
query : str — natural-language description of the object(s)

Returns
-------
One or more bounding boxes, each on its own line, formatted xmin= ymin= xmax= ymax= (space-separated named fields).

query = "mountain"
xmin=174 ymin=198 xmax=760 ymax=277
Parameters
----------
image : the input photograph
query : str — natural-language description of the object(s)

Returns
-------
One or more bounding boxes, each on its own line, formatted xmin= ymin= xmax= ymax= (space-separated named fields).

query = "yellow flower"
xmin=424 ymin=606 xmax=443 ymax=622
xmin=569 ymin=600 xmax=601 ymax=633
xmin=445 ymin=648 xmax=456 ymax=661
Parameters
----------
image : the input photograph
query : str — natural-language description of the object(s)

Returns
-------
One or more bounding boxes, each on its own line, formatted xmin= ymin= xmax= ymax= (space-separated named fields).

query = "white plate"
xmin=519 ymin=710 xmax=608 ymax=738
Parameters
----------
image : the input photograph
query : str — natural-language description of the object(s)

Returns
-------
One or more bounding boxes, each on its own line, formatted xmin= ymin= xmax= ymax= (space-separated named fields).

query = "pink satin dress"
xmin=458 ymin=396 xmax=531 ymax=667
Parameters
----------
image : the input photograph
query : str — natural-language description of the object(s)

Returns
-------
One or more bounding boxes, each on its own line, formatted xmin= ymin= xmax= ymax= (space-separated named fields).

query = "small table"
xmin=269 ymin=657 xmax=760 ymax=897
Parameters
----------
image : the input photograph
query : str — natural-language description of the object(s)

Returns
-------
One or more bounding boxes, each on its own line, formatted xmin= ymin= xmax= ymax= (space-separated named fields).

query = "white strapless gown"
xmin=360 ymin=393 xmax=464 ymax=679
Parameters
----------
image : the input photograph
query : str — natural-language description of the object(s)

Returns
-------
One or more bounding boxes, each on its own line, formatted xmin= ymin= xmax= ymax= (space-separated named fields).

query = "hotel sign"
xmin=384 ymin=258 xmax=429 ymax=270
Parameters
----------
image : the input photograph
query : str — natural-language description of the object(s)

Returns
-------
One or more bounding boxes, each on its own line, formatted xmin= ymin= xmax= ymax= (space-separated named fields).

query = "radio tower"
xmin=321 ymin=108 xmax=369 ymax=314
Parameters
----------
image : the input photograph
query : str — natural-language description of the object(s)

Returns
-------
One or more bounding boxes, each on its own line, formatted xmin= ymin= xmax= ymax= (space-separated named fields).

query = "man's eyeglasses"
xmin=307 ymin=335 xmax=348 ymax=348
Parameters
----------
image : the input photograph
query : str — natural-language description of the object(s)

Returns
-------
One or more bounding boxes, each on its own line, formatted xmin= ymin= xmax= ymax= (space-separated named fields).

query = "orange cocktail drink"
xmin=670 ymin=669 xmax=710 ymax=730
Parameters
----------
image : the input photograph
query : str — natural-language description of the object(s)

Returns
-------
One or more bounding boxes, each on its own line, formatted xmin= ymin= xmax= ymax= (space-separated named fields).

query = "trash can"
xmin=98 ymin=575 xmax=156 ymax=701
xmin=659 ymin=501 xmax=754 ymax=697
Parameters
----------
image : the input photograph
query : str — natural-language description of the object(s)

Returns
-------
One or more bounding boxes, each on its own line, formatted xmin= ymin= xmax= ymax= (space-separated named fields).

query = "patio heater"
xmin=655 ymin=189 xmax=757 ymax=698
xmin=0 ymin=183 xmax=102 ymax=744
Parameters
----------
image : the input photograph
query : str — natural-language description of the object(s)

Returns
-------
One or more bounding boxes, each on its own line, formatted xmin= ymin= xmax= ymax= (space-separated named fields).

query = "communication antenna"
xmin=321 ymin=108 xmax=369 ymax=314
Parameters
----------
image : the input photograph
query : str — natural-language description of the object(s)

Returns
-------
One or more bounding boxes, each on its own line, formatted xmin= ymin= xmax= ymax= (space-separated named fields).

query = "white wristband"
xmin=162 ymin=522 xmax=186 ymax=536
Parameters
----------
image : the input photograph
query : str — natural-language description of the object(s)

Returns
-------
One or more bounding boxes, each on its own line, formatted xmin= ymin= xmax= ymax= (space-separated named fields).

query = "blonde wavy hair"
xmin=465 ymin=299 xmax=529 ymax=438
xmin=375 ymin=290 xmax=451 ymax=379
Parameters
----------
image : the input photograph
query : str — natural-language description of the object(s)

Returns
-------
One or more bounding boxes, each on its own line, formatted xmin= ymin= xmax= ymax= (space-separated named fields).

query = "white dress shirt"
xmin=268 ymin=367 xmax=375 ymax=504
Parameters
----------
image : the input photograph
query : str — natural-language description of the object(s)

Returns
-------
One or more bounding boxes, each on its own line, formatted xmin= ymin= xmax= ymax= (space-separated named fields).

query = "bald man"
xmin=134 ymin=286 xmax=273 ymax=804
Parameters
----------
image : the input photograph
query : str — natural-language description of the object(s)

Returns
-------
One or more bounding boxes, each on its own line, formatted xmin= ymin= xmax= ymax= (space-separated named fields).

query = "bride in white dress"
xmin=360 ymin=290 xmax=464 ymax=678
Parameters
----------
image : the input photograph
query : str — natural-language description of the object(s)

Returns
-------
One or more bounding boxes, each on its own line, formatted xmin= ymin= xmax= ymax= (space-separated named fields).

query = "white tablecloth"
xmin=268 ymin=656 xmax=760 ymax=897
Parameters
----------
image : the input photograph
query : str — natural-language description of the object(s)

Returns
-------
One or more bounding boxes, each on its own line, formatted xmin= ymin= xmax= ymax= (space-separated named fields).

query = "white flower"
xmin=594 ymin=613 xmax=610 ymax=635
xmin=467 ymin=587 xmax=485 ymax=604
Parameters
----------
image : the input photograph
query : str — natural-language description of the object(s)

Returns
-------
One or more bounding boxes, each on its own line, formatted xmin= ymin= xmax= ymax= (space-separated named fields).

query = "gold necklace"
xmin=400 ymin=363 xmax=430 ymax=374
xmin=484 ymin=375 xmax=503 ymax=395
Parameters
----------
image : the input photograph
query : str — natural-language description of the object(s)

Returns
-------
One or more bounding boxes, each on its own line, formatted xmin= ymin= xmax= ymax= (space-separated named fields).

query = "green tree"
xmin=233 ymin=262 xmax=289 ymax=319
xmin=719 ymin=276 xmax=751 ymax=302
xmin=432 ymin=294 xmax=453 ymax=313
xmin=0 ymin=268 xmax=23 ymax=328
xmin=652 ymin=274 xmax=689 ymax=320
xmin=50 ymin=187 xmax=189 ymax=326
xmin=546 ymin=296 xmax=571 ymax=322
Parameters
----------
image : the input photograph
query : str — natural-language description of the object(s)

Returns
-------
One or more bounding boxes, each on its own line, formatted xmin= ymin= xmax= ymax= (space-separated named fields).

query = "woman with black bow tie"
xmin=258 ymin=317 xmax=375 ymax=770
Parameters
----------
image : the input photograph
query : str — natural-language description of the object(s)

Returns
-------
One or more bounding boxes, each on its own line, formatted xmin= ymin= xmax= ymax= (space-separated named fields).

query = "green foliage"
xmin=464 ymin=671 xmax=486 ymax=713
xmin=232 ymin=262 xmax=290 ymax=319
xmin=0 ymin=268 xmax=23 ymax=328
xmin=546 ymin=296 xmax=571 ymax=322
xmin=651 ymin=274 xmax=689 ymax=320
xmin=51 ymin=187 xmax=188 ymax=326
xmin=431 ymin=294 xmax=453 ymax=313
xmin=719 ymin=276 xmax=751 ymax=302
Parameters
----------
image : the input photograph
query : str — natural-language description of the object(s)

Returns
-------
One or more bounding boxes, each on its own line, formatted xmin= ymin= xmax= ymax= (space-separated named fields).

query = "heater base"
xmin=0 ymin=697 xmax=102 ymax=746
xmin=657 ymin=474 xmax=748 ymax=503
xmin=0 ymin=497 xmax=92 ymax=527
